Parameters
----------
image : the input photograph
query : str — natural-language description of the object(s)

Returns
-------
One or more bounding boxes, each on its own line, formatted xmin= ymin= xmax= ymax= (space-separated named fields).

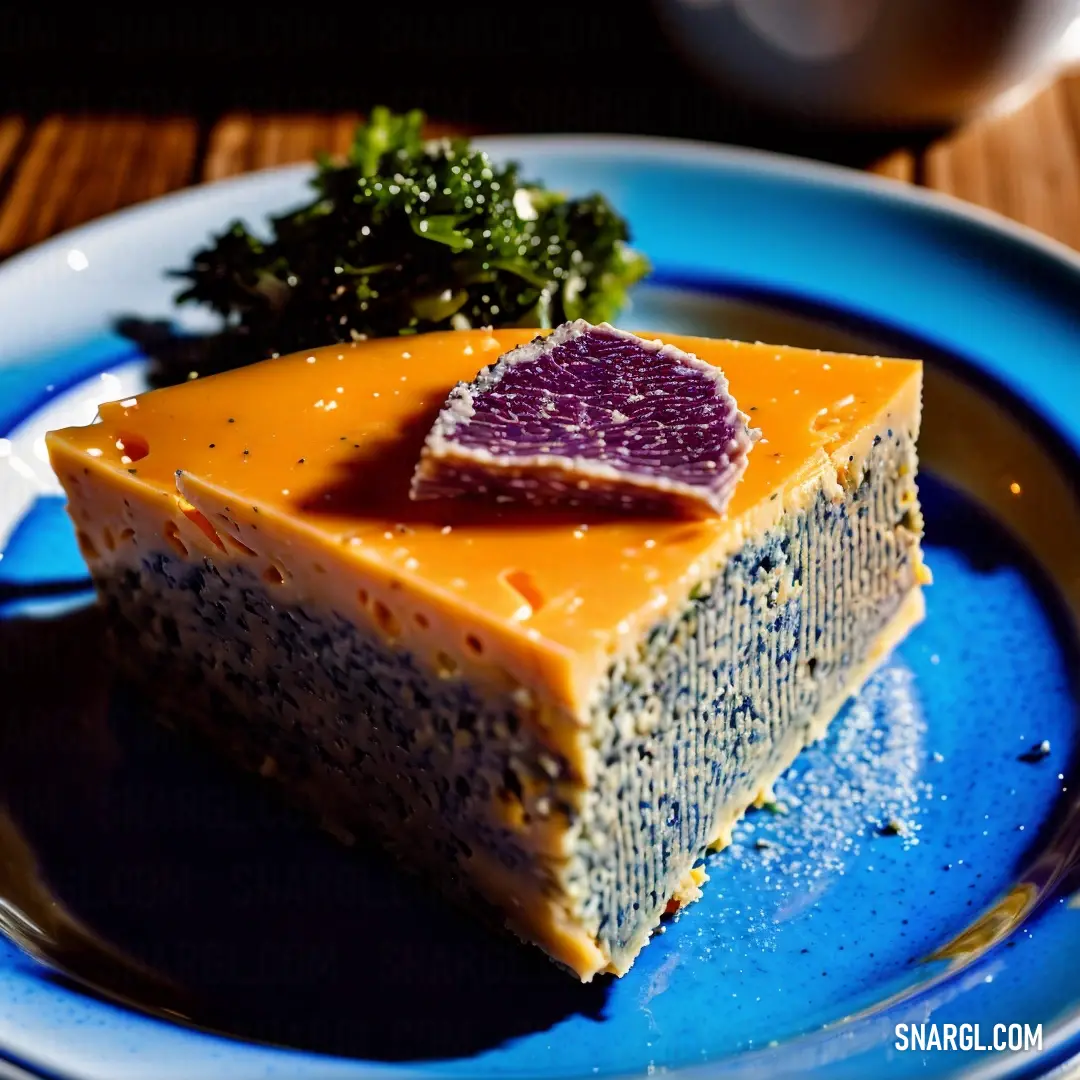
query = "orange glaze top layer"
xmin=48 ymin=328 xmax=920 ymax=706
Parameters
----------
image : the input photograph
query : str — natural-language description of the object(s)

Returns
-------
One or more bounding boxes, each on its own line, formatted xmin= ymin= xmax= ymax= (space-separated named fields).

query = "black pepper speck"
xmin=1018 ymin=739 xmax=1051 ymax=763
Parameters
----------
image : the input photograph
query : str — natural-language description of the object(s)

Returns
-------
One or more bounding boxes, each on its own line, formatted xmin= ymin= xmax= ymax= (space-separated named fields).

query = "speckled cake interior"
xmin=46 ymin=327 xmax=927 ymax=981
xmin=411 ymin=321 xmax=758 ymax=517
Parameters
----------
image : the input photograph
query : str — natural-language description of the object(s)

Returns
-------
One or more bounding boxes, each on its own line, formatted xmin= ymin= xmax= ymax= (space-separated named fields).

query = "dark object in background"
xmin=0 ymin=4 xmax=939 ymax=169
xmin=654 ymin=0 xmax=1077 ymax=129
xmin=4 ymin=5 xmax=716 ymax=125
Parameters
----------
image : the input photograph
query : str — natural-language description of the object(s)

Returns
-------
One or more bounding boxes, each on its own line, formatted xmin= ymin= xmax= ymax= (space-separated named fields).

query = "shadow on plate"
xmin=0 ymin=609 xmax=609 ymax=1060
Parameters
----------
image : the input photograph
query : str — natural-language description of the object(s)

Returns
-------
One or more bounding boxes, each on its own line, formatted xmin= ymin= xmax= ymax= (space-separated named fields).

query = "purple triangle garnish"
xmin=410 ymin=321 xmax=759 ymax=518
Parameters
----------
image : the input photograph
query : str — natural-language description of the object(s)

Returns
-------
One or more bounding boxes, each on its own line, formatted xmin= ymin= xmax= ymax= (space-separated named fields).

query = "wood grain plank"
xmin=867 ymin=149 xmax=915 ymax=184
xmin=925 ymin=72 xmax=1080 ymax=250
xmin=203 ymin=113 xmax=480 ymax=181
xmin=0 ymin=116 xmax=198 ymax=258
xmin=204 ymin=113 xmax=361 ymax=180
xmin=0 ymin=117 xmax=27 ymax=187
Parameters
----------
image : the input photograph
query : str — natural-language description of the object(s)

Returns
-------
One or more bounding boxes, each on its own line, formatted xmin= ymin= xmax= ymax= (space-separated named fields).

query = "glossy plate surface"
xmin=1 ymin=137 xmax=1080 ymax=1080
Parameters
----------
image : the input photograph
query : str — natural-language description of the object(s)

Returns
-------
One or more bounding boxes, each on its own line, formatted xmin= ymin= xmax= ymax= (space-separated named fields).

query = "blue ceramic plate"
xmin=1 ymin=137 xmax=1079 ymax=1080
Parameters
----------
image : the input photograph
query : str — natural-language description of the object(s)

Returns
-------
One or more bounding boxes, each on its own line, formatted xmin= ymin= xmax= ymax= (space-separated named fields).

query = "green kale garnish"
xmin=163 ymin=107 xmax=650 ymax=382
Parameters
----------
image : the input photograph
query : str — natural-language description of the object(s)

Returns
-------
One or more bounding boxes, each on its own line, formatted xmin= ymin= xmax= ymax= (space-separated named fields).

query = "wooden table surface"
xmin=2 ymin=70 xmax=1080 ymax=261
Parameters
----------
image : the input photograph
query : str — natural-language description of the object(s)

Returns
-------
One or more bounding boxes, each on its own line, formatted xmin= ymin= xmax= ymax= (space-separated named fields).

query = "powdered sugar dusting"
xmin=672 ymin=658 xmax=928 ymax=961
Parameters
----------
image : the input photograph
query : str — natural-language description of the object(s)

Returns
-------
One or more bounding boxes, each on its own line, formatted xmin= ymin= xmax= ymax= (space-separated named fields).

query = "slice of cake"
xmin=46 ymin=327 xmax=928 ymax=981
xmin=410 ymin=320 xmax=759 ymax=517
